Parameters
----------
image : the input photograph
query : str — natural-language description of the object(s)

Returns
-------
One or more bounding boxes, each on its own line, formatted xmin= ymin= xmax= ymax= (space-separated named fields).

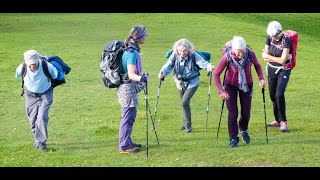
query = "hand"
xmin=259 ymin=79 xmax=266 ymax=88
xmin=209 ymin=65 xmax=215 ymax=72
xmin=158 ymin=72 xmax=164 ymax=80
xmin=140 ymin=73 xmax=149 ymax=84
xmin=219 ymin=90 xmax=229 ymax=100
xmin=262 ymin=50 xmax=269 ymax=59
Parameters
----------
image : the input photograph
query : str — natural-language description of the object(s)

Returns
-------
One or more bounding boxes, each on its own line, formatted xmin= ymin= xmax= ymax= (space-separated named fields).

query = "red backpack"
xmin=273 ymin=30 xmax=298 ymax=70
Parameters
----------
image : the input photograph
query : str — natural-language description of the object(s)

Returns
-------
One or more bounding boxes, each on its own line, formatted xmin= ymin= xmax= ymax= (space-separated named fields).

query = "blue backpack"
xmin=21 ymin=55 xmax=71 ymax=96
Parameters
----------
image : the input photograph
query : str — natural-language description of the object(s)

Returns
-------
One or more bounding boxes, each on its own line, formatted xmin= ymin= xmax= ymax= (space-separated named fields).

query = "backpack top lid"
xmin=103 ymin=40 xmax=124 ymax=53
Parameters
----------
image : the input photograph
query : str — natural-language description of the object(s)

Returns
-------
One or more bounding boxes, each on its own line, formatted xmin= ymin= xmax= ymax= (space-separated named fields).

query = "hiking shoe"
xmin=267 ymin=121 xmax=280 ymax=127
xmin=240 ymin=130 xmax=250 ymax=144
xmin=280 ymin=121 xmax=288 ymax=132
xmin=229 ymin=138 xmax=239 ymax=148
xmin=185 ymin=127 xmax=192 ymax=133
xmin=34 ymin=143 xmax=47 ymax=150
xmin=132 ymin=143 xmax=142 ymax=148
xmin=119 ymin=146 xmax=140 ymax=154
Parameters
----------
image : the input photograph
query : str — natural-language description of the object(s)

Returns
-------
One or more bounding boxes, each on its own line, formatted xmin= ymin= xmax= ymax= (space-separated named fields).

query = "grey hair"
xmin=172 ymin=38 xmax=195 ymax=56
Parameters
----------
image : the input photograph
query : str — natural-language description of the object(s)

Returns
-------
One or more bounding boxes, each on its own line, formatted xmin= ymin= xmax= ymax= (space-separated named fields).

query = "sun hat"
xmin=24 ymin=50 xmax=39 ymax=65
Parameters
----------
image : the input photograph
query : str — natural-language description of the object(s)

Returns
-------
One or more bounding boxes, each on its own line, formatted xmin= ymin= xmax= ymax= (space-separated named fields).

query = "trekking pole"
xmin=154 ymin=79 xmax=163 ymax=127
xmin=262 ymin=88 xmax=268 ymax=144
xmin=144 ymin=79 xmax=149 ymax=159
xmin=205 ymin=71 xmax=212 ymax=132
xmin=145 ymin=94 xmax=160 ymax=145
xmin=216 ymin=99 xmax=225 ymax=139
xmin=217 ymin=67 xmax=228 ymax=139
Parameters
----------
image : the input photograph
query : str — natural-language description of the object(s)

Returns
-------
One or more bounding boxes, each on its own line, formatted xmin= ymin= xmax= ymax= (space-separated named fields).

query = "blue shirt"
xmin=16 ymin=60 xmax=58 ymax=93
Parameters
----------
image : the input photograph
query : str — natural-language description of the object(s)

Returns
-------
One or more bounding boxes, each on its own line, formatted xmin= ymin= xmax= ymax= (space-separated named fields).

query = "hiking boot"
xmin=119 ymin=146 xmax=140 ymax=154
xmin=280 ymin=121 xmax=288 ymax=132
xmin=34 ymin=143 xmax=47 ymax=150
xmin=229 ymin=138 xmax=239 ymax=148
xmin=185 ymin=127 xmax=192 ymax=133
xmin=240 ymin=130 xmax=250 ymax=144
xmin=132 ymin=143 xmax=142 ymax=148
xmin=267 ymin=121 xmax=280 ymax=127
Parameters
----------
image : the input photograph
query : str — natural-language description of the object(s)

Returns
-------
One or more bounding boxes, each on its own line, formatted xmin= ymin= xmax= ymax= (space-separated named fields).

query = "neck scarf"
xmin=231 ymin=54 xmax=249 ymax=92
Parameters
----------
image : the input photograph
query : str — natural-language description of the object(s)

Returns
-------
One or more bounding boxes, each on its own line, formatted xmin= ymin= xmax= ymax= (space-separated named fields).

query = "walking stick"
xmin=262 ymin=88 xmax=268 ymax=144
xmin=205 ymin=71 xmax=212 ymax=132
xmin=154 ymin=79 xmax=163 ymax=127
xmin=144 ymin=80 xmax=149 ymax=159
xmin=216 ymin=65 xmax=228 ymax=139
xmin=216 ymin=99 xmax=225 ymax=139
xmin=146 ymin=98 xmax=160 ymax=145
xmin=143 ymin=75 xmax=160 ymax=159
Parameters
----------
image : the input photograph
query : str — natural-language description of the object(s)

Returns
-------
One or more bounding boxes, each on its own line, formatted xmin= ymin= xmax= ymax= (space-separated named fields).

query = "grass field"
xmin=1 ymin=13 xmax=320 ymax=167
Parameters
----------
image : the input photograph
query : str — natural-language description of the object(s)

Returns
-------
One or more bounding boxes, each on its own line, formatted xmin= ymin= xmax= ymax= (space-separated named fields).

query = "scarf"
xmin=231 ymin=55 xmax=249 ymax=92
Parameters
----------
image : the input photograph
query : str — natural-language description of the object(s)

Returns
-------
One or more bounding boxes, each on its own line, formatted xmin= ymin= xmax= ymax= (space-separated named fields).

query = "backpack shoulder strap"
xmin=191 ymin=53 xmax=201 ymax=77
xmin=21 ymin=63 xmax=27 ymax=78
xmin=247 ymin=49 xmax=252 ymax=64
xmin=20 ymin=63 xmax=27 ymax=96
xmin=192 ymin=53 xmax=201 ymax=70
xmin=226 ymin=48 xmax=232 ymax=70
xmin=41 ymin=59 xmax=52 ymax=79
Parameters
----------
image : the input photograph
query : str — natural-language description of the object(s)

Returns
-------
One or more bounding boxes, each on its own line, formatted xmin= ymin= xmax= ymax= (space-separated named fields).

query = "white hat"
xmin=232 ymin=36 xmax=247 ymax=51
xmin=24 ymin=50 xmax=39 ymax=65
xmin=267 ymin=21 xmax=282 ymax=37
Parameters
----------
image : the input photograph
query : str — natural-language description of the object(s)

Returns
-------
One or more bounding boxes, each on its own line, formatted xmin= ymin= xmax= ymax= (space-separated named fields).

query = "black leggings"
xmin=268 ymin=69 xmax=291 ymax=122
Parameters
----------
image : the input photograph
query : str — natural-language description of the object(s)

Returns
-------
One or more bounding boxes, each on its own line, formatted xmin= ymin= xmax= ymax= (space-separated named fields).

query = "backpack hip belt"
xmin=267 ymin=62 xmax=283 ymax=74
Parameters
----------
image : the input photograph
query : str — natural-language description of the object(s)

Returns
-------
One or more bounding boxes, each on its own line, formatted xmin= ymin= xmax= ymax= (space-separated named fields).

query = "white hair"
xmin=232 ymin=36 xmax=247 ymax=51
xmin=173 ymin=38 xmax=195 ymax=56
xmin=267 ymin=21 xmax=282 ymax=37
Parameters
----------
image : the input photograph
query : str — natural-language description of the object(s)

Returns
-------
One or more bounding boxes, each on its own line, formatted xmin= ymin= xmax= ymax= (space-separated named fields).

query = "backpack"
xmin=165 ymin=49 xmax=211 ymax=80
xmin=165 ymin=49 xmax=211 ymax=69
xmin=271 ymin=30 xmax=298 ymax=70
xmin=165 ymin=49 xmax=211 ymax=62
xmin=100 ymin=40 xmax=125 ymax=88
xmin=21 ymin=55 xmax=71 ymax=96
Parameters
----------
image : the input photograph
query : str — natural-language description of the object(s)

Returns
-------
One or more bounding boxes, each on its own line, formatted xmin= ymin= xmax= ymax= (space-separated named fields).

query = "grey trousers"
xmin=25 ymin=87 xmax=53 ymax=148
xmin=178 ymin=86 xmax=198 ymax=128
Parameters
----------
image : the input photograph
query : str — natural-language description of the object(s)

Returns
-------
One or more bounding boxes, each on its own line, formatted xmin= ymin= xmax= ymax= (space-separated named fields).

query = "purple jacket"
xmin=213 ymin=49 xmax=264 ymax=93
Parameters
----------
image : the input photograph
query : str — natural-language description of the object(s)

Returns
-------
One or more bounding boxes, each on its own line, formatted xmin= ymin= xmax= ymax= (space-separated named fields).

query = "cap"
xmin=24 ymin=50 xmax=39 ymax=65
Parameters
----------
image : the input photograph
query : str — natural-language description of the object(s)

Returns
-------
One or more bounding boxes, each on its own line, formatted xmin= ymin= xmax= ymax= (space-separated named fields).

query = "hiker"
xmin=262 ymin=20 xmax=293 ymax=132
xmin=158 ymin=38 xmax=215 ymax=133
xmin=214 ymin=36 xmax=266 ymax=148
xmin=15 ymin=49 xmax=58 ymax=150
xmin=117 ymin=25 xmax=148 ymax=154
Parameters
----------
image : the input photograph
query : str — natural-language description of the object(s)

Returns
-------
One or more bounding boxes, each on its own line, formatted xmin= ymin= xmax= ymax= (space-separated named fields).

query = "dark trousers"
xmin=178 ymin=86 xmax=198 ymax=128
xmin=225 ymin=84 xmax=253 ymax=139
xmin=268 ymin=69 xmax=291 ymax=122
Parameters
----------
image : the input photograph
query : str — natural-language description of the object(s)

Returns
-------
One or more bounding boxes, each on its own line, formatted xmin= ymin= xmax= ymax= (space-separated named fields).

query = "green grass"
xmin=1 ymin=13 xmax=320 ymax=167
